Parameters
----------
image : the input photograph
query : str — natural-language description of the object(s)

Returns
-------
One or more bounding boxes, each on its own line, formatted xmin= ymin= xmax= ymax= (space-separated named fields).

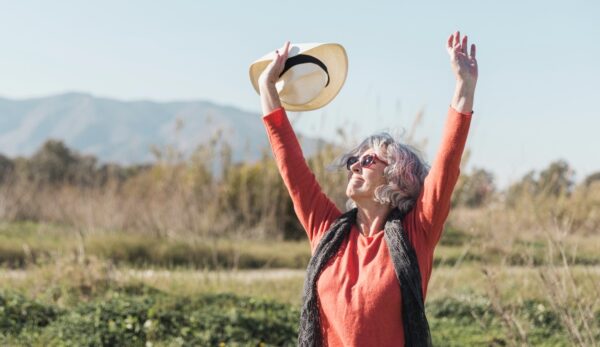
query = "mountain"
xmin=0 ymin=93 xmax=324 ymax=165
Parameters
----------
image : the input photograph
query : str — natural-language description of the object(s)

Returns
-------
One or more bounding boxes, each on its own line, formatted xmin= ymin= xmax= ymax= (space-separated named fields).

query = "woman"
xmin=258 ymin=31 xmax=477 ymax=347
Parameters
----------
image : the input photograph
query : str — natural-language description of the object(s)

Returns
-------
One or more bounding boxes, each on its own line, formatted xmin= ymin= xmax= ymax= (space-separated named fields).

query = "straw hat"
xmin=249 ymin=43 xmax=348 ymax=111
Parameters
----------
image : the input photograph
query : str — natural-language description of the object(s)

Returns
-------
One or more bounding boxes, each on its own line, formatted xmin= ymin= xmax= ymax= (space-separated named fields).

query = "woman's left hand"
xmin=447 ymin=31 xmax=478 ymax=88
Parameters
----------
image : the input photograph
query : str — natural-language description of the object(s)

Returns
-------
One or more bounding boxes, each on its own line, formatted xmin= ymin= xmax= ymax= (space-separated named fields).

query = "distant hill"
xmin=0 ymin=93 xmax=325 ymax=165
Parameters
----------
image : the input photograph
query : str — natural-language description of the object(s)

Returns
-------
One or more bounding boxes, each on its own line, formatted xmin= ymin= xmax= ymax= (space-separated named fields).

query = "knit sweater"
xmin=263 ymin=107 xmax=472 ymax=346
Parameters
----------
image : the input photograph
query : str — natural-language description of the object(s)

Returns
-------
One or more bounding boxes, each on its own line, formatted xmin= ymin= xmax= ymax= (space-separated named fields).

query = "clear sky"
xmin=0 ymin=1 xmax=598 ymax=187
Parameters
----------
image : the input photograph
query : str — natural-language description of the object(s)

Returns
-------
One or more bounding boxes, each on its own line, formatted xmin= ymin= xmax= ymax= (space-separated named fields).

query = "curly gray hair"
xmin=336 ymin=132 xmax=430 ymax=214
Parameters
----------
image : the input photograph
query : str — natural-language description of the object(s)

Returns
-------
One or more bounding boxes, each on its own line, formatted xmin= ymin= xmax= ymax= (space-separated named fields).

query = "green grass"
xmin=0 ymin=286 xmax=586 ymax=347
xmin=3 ymin=221 xmax=600 ymax=271
xmin=0 ymin=260 xmax=598 ymax=345
xmin=0 ymin=221 xmax=312 ymax=270
xmin=0 ymin=289 xmax=300 ymax=346
xmin=1 ymin=219 xmax=599 ymax=345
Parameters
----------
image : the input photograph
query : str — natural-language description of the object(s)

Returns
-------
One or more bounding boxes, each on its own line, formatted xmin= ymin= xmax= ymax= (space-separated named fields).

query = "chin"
xmin=346 ymin=189 xmax=370 ymax=202
xmin=346 ymin=183 xmax=365 ymax=199
xmin=346 ymin=187 xmax=359 ymax=199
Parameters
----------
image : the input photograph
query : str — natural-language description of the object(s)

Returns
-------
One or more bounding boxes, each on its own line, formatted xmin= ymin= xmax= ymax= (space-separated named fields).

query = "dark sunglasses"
xmin=345 ymin=153 xmax=389 ymax=171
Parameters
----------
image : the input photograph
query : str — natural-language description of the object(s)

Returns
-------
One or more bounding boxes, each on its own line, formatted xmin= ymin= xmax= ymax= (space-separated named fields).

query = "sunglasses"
xmin=346 ymin=153 xmax=389 ymax=171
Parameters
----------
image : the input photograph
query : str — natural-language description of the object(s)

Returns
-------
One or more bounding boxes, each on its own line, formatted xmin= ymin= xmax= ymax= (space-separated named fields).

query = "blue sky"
xmin=0 ymin=1 xmax=598 ymax=187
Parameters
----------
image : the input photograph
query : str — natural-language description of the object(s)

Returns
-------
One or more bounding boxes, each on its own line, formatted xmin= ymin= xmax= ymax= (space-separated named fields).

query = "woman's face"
xmin=345 ymin=149 xmax=388 ymax=202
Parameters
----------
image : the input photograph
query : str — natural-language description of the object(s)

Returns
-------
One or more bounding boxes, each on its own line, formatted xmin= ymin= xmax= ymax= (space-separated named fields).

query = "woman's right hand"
xmin=259 ymin=41 xmax=290 ymax=115
xmin=258 ymin=41 xmax=291 ymax=89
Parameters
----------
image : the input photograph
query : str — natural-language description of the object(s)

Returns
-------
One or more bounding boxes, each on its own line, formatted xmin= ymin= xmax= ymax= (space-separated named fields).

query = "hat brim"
xmin=249 ymin=43 xmax=348 ymax=112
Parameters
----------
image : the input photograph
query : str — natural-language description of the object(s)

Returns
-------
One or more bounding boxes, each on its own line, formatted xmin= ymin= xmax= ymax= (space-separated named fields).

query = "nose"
xmin=350 ymin=160 xmax=361 ymax=173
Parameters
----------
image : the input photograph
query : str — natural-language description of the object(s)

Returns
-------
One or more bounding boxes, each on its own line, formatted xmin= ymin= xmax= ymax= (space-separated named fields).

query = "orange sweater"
xmin=263 ymin=107 xmax=472 ymax=346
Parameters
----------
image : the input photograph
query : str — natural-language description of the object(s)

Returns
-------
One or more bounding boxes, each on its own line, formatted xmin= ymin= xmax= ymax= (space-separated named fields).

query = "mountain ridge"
xmin=0 ymin=92 xmax=325 ymax=165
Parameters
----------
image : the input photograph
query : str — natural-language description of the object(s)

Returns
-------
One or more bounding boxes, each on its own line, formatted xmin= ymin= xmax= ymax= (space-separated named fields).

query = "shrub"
xmin=427 ymin=295 xmax=493 ymax=324
xmin=0 ymin=291 xmax=60 ymax=335
xmin=452 ymin=168 xmax=495 ymax=207
xmin=37 ymin=291 xmax=299 ymax=346
xmin=0 ymin=286 xmax=301 ymax=346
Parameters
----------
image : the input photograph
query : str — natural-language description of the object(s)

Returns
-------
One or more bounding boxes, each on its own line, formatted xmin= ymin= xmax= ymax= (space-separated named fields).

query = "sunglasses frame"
xmin=346 ymin=153 xmax=389 ymax=171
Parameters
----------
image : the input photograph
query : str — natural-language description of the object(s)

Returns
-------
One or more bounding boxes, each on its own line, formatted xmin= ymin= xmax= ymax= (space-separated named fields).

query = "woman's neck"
xmin=355 ymin=200 xmax=393 ymax=237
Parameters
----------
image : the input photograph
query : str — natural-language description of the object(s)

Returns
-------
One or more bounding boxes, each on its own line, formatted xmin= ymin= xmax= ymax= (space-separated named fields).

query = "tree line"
xmin=0 ymin=139 xmax=597 ymax=239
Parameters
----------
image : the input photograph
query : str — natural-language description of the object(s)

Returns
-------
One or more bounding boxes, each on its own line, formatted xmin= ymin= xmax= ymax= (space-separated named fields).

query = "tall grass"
xmin=0 ymin=136 xmax=349 ymax=242
xmin=437 ymin=182 xmax=600 ymax=346
xmin=0 ymin=119 xmax=599 ymax=344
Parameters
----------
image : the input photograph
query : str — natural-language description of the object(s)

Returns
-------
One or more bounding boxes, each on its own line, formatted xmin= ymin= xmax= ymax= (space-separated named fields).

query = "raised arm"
xmin=258 ymin=42 xmax=341 ymax=247
xmin=410 ymin=31 xmax=478 ymax=245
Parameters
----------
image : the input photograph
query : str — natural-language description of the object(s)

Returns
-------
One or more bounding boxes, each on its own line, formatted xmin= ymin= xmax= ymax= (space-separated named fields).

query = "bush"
xmin=427 ymin=296 xmax=574 ymax=346
xmin=452 ymin=168 xmax=495 ymax=207
xmin=427 ymin=295 xmax=493 ymax=324
xmin=0 ymin=291 xmax=60 ymax=335
xmin=40 ymin=294 xmax=155 ymax=346
xmin=1 ymin=288 xmax=592 ymax=346
xmin=2 ymin=288 xmax=299 ymax=346
xmin=41 ymin=292 xmax=299 ymax=346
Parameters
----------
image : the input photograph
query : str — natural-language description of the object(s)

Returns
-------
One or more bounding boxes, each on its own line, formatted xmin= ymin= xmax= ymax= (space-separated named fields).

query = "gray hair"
xmin=335 ymin=132 xmax=430 ymax=214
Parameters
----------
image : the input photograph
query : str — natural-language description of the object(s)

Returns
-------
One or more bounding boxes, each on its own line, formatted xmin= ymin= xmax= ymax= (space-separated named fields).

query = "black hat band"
xmin=278 ymin=54 xmax=330 ymax=87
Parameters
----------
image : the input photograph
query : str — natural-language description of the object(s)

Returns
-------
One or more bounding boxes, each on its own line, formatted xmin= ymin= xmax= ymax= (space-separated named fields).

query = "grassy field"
xmin=2 ymin=217 xmax=600 ymax=270
xmin=0 ymin=144 xmax=598 ymax=345
xmin=0 ymin=214 xmax=598 ymax=346
xmin=1 ymin=262 xmax=597 ymax=346
xmin=0 ymin=171 xmax=600 ymax=346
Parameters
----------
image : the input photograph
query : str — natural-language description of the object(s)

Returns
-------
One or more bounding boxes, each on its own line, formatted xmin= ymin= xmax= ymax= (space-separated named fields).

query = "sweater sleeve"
xmin=409 ymin=107 xmax=472 ymax=247
xmin=263 ymin=107 xmax=341 ymax=250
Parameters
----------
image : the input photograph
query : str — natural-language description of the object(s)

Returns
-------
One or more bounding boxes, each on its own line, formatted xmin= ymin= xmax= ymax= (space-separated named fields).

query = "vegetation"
xmin=0 ymin=280 xmax=595 ymax=346
xmin=0 ymin=289 xmax=299 ymax=346
xmin=0 ymin=139 xmax=598 ymax=345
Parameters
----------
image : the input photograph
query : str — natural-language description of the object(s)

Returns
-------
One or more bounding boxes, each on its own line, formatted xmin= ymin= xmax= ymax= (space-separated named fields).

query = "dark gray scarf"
xmin=298 ymin=208 xmax=432 ymax=347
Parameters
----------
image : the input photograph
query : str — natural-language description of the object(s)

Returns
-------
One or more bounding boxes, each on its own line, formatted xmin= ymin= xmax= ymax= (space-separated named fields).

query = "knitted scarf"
xmin=298 ymin=208 xmax=432 ymax=347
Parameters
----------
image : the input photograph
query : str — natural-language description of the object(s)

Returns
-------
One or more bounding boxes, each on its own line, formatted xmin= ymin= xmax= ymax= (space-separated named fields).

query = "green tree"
xmin=0 ymin=153 xmax=15 ymax=182
xmin=453 ymin=168 xmax=496 ymax=207
xmin=26 ymin=140 xmax=105 ymax=186
xmin=505 ymin=160 xmax=575 ymax=207
xmin=28 ymin=140 xmax=78 ymax=184
xmin=583 ymin=171 xmax=600 ymax=187
xmin=536 ymin=159 xmax=574 ymax=197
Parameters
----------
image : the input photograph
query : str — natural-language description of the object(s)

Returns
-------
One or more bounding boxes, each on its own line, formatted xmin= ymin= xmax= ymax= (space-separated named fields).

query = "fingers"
xmin=454 ymin=31 xmax=460 ymax=49
xmin=277 ymin=41 xmax=290 ymax=55
xmin=275 ymin=41 xmax=291 ymax=64
xmin=448 ymin=31 xmax=477 ymax=58
xmin=282 ymin=41 xmax=290 ymax=59
xmin=270 ymin=41 xmax=291 ymax=78
xmin=448 ymin=31 xmax=461 ymax=55
xmin=446 ymin=34 xmax=453 ymax=50
xmin=259 ymin=41 xmax=292 ymax=85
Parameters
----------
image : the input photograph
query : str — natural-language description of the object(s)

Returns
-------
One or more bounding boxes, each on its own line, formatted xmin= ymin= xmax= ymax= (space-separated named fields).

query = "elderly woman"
xmin=258 ymin=31 xmax=477 ymax=347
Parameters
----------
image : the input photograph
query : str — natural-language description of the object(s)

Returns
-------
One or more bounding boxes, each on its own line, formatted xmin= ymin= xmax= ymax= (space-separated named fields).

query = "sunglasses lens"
xmin=346 ymin=156 xmax=358 ymax=170
xmin=361 ymin=154 xmax=375 ymax=167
